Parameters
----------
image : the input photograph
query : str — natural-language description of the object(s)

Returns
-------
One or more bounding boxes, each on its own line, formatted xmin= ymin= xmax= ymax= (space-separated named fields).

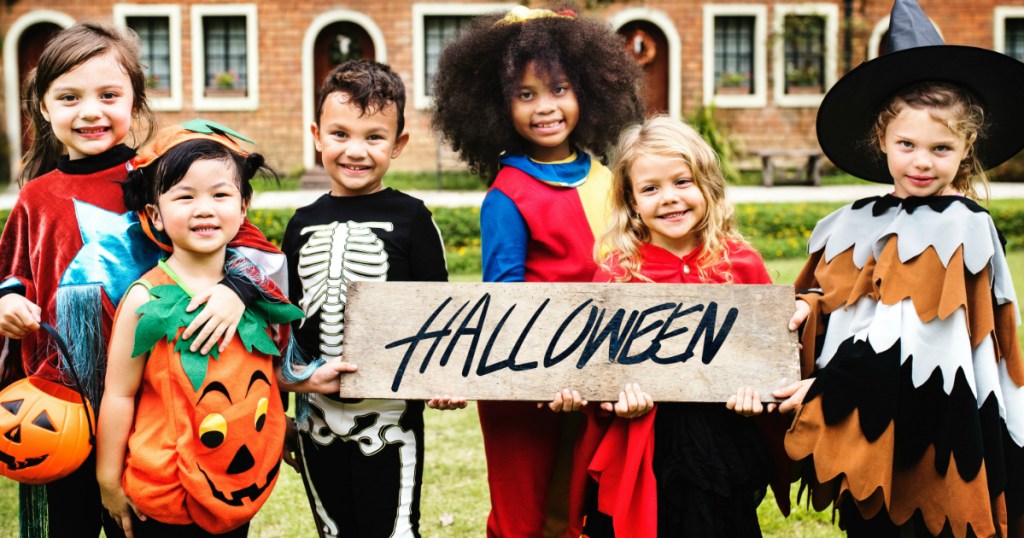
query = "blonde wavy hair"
xmin=595 ymin=115 xmax=746 ymax=282
xmin=872 ymin=81 xmax=988 ymax=200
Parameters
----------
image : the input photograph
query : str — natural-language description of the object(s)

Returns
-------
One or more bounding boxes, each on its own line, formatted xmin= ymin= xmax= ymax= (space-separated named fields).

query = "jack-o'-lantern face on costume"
xmin=124 ymin=275 xmax=296 ymax=534
xmin=187 ymin=365 xmax=282 ymax=507
xmin=149 ymin=334 xmax=286 ymax=533
xmin=0 ymin=377 xmax=94 ymax=484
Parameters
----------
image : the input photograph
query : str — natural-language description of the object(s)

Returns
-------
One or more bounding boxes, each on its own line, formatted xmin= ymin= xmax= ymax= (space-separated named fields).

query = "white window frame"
xmin=703 ymin=4 xmax=768 ymax=108
xmin=114 ymin=4 xmax=182 ymax=111
xmin=191 ymin=3 xmax=259 ymax=111
xmin=994 ymin=6 xmax=1024 ymax=55
xmin=773 ymin=3 xmax=838 ymax=108
xmin=412 ymin=3 xmax=515 ymax=110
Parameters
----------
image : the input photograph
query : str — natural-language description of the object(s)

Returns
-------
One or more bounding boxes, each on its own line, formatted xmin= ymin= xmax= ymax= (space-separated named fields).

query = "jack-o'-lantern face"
xmin=0 ymin=377 xmax=93 ymax=484
xmin=186 ymin=367 xmax=282 ymax=507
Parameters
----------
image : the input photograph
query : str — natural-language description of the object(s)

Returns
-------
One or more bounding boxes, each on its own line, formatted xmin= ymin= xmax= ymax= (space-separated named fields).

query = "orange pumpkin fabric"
xmin=120 ymin=266 xmax=285 ymax=534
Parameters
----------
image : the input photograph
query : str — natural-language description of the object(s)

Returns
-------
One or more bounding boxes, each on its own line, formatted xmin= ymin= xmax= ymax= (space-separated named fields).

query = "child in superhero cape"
xmin=96 ymin=123 xmax=355 ymax=537
xmin=777 ymin=0 xmax=1024 ymax=535
xmin=431 ymin=6 xmax=645 ymax=536
xmin=0 ymin=22 xmax=282 ymax=538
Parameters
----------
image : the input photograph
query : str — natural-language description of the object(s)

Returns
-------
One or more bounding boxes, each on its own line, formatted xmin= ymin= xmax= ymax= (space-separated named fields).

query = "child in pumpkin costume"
xmin=777 ymin=0 xmax=1024 ymax=535
xmin=96 ymin=124 xmax=355 ymax=537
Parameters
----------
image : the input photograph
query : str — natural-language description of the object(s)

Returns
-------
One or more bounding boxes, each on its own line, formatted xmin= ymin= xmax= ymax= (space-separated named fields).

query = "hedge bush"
xmin=4 ymin=198 xmax=1024 ymax=274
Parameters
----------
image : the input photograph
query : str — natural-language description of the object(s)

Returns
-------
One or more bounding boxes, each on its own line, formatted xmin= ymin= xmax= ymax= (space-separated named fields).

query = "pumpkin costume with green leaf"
xmin=118 ymin=259 xmax=302 ymax=534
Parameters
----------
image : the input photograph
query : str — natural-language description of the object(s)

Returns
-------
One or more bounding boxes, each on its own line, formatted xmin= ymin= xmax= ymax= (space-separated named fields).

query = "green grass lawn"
xmin=3 ymin=252 xmax=1023 ymax=537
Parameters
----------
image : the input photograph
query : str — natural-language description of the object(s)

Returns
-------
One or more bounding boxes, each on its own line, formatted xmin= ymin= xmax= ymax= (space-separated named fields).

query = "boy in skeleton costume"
xmin=282 ymin=60 xmax=451 ymax=538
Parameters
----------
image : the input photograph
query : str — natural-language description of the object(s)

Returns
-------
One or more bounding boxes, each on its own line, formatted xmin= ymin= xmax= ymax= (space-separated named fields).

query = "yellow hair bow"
xmin=494 ymin=5 xmax=575 ymax=26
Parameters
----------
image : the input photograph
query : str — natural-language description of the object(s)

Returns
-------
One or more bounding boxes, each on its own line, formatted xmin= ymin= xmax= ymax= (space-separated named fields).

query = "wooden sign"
xmin=340 ymin=282 xmax=799 ymax=402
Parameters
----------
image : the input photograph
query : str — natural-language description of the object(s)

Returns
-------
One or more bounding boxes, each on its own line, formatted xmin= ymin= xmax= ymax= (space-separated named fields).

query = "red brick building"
xmin=2 ymin=1 xmax=1023 ymax=181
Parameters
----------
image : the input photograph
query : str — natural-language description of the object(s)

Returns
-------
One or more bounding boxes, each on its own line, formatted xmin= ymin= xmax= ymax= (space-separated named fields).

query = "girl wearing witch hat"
xmin=776 ymin=0 xmax=1024 ymax=535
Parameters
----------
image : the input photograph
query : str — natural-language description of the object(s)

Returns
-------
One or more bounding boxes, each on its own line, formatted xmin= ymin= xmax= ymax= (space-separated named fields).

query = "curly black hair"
xmin=430 ymin=6 xmax=644 ymax=183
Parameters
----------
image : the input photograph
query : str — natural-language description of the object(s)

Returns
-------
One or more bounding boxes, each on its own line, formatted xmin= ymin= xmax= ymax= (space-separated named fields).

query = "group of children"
xmin=0 ymin=0 xmax=1022 ymax=536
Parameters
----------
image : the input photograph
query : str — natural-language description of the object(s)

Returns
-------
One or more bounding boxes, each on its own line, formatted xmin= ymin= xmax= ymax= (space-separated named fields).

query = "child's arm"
xmin=180 ymin=284 xmax=245 ymax=355
xmin=96 ymin=285 xmax=151 ymax=537
xmin=182 ymin=219 xmax=288 ymax=356
xmin=276 ymin=356 xmax=357 ymax=394
xmin=481 ymin=191 xmax=529 ymax=283
xmin=765 ymin=298 xmax=814 ymax=414
xmin=0 ymin=293 xmax=41 ymax=338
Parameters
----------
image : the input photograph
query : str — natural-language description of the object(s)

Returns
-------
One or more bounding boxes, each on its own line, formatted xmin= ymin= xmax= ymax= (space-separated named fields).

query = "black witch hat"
xmin=815 ymin=0 xmax=1024 ymax=183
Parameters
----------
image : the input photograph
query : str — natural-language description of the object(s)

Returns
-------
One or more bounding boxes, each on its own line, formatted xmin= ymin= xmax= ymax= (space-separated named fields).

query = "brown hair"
xmin=596 ymin=115 xmax=746 ymax=282
xmin=314 ymin=59 xmax=406 ymax=138
xmin=872 ymin=81 xmax=987 ymax=200
xmin=19 ymin=20 xmax=156 ymax=185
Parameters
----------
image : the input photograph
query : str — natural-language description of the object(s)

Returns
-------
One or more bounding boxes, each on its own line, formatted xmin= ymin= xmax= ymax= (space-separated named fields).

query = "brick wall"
xmin=2 ymin=0 xmax=1022 ymax=179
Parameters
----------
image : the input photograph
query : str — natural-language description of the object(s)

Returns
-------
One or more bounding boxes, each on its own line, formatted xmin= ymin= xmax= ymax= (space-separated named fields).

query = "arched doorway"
xmin=619 ymin=21 xmax=669 ymax=116
xmin=311 ymin=22 xmax=375 ymax=166
xmin=17 ymin=23 xmax=62 ymax=170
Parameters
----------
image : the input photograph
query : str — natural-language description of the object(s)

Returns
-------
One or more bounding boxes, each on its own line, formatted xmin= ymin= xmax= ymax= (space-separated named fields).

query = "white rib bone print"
xmin=296 ymin=221 xmax=393 ymax=359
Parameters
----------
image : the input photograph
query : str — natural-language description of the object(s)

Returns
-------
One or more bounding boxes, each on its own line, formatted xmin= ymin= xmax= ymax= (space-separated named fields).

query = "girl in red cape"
xmin=588 ymin=115 xmax=777 ymax=537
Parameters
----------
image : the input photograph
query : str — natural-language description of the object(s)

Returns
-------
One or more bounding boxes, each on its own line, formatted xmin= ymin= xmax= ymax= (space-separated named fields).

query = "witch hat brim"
xmin=816 ymin=41 xmax=1024 ymax=184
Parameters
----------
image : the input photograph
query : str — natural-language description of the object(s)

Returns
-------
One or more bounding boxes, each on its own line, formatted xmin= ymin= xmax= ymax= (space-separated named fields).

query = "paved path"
xmin=4 ymin=183 xmax=1024 ymax=210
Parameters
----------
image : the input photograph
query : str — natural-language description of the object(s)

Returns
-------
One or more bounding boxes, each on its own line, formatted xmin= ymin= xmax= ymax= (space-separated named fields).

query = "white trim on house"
xmin=113 ymin=4 xmax=183 ymax=112
xmin=3 ymin=10 xmax=75 ymax=183
xmin=703 ymin=3 xmax=768 ymax=108
xmin=191 ymin=3 xmax=259 ymax=111
xmin=994 ymin=6 xmax=1024 ymax=54
xmin=608 ymin=7 xmax=682 ymax=120
xmin=411 ymin=3 xmax=516 ymax=110
xmin=772 ymin=3 xmax=838 ymax=109
xmin=301 ymin=10 xmax=389 ymax=171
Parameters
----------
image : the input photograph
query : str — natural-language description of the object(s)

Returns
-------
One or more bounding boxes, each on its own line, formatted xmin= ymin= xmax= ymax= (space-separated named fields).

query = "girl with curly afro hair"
xmin=431 ymin=5 xmax=645 ymax=537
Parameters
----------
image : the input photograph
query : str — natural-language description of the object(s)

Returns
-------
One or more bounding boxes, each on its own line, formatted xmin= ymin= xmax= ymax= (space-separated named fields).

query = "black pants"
xmin=24 ymin=451 xmax=123 ymax=538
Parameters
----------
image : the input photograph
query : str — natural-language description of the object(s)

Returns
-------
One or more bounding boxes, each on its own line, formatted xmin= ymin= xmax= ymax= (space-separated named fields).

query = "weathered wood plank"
xmin=339 ymin=282 xmax=799 ymax=402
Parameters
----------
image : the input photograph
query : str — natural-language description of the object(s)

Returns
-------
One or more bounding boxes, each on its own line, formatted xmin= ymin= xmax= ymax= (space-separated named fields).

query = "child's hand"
xmin=0 ymin=294 xmax=41 ymax=339
xmin=789 ymin=299 xmax=811 ymax=331
xmin=600 ymin=383 xmax=653 ymax=418
xmin=427 ymin=396 xmax=468 ymax=410
xmin=282 ymin=418 xmax=302 ymax=473
xmin=309 ymin=358 xmax=358 ymax=394
xmin=100 ymin=483 xmax=146 ymax=538
xmin=182 ymin=284 xmax=245 ymax=355
xmin=772 ymin=379 xmax=814 ymax=414
xmin=726 ymin=386 xmax=764 ymax=416
xmin=542 ymin=388 xmax=587 ymax=413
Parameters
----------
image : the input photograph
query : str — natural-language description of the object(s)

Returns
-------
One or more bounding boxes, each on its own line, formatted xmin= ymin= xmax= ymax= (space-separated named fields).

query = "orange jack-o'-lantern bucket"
xmin=0 ymin=324 xmax=95 ymax=484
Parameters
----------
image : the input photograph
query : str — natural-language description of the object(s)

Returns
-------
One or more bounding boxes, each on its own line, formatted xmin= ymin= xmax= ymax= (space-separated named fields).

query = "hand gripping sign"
xmin=339 ymin=282 xmax=799 ymax=402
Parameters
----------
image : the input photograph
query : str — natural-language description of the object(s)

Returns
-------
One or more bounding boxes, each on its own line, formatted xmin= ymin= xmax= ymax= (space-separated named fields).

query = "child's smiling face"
xmin=312 ymin=91 xmax=409 ymax=197
xmin=40 ymin=51 xmax=135 ymax=160
xmin=510 ymin=62 xmax=579 ymax=162
xmin=883 ymin=105 xmax=969 ymax=198
xmin=630 ymin=153 xmax=706 ymax=257
xmin=148 ymin=158 xmax=246 ymax=258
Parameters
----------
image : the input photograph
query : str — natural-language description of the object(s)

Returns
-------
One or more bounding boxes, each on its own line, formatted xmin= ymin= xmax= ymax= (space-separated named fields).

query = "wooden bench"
xmin=748 ymin=148 xmax=825 ymax=187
